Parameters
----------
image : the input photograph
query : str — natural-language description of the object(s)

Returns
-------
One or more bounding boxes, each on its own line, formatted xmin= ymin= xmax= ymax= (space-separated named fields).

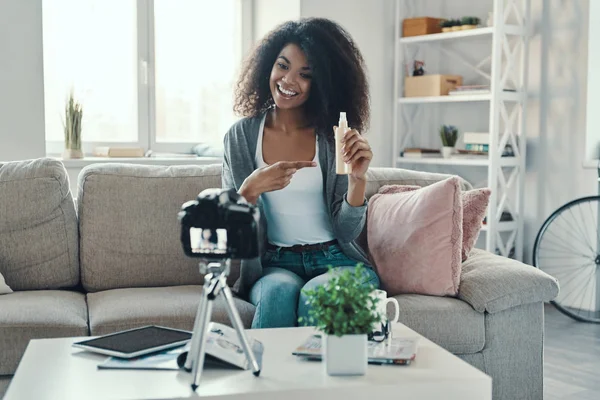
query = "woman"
xmin=222 ymin=18 xmax=379 ymax=328
xmin=200 ymin=229 xmax=218 ymax=251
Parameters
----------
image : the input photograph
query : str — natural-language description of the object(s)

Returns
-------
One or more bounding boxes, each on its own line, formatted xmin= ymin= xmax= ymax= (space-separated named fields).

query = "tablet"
xmin=73 ymin=326 xmax=192 ymax=359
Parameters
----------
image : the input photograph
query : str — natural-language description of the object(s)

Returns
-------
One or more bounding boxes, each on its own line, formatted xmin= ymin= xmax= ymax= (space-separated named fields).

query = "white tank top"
xmin=255 ymin=116 xmax=336 ymax=247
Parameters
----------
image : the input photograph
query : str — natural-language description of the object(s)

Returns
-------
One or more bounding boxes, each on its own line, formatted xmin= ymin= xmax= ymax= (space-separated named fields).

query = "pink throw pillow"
xmin=368 ymin=177 xmax=463 ymax=297
xmin=378 ymin=184 xmax=490 ymax=261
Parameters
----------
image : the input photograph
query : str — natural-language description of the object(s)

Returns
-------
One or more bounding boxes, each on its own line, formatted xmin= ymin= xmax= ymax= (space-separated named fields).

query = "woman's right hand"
xmin=239 ymin=161 xmax=316 ymax=204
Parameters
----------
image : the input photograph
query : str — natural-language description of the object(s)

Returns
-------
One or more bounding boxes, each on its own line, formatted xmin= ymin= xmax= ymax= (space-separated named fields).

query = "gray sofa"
xmin=0 ymin=158 xmax=559 ymax=400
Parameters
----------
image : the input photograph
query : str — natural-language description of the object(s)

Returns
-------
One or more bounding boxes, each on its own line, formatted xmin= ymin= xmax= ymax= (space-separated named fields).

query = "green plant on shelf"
xmin=439 ymin=19 xmax=452 ymax=28
xmin=440 ymin=125 xmax=459 ymax=147
xmin=441 ymin=19 xmax=462 ymax=27
xmin=461 ymin=16 xmax=481 ymax=26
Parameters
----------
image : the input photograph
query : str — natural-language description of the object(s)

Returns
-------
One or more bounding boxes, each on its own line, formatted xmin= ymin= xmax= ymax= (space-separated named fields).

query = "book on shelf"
xmin=93 ymin=147 xmax=145 ymax=158
xmin=292 ymin=334 xmax=420 ymax=366
xmin=454 ymin=149 xmax=489 ymax=157
xmin=451 ymin=153 xmax=488 ymax=159
xmin=465 ymin=144 xmax=489 ymax=152
xmin=448 ymin=84 xmax=490 ymax=96
xmin=98 ymin=322 xmax=264 ymax=371
xmin=463 ymin=132 xmax=489 ymax=145
xmin=402 ymin=148 xmax=442 ymax=158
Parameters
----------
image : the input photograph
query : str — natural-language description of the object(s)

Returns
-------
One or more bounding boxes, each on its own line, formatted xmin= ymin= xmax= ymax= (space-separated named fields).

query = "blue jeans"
xmin=249 ymin=244 xmax=380 ymax=328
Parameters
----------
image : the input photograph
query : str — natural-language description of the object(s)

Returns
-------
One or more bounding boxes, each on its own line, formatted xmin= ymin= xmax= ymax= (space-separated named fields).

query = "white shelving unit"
xmin=392 ymin=0 xmax=530 ymax=260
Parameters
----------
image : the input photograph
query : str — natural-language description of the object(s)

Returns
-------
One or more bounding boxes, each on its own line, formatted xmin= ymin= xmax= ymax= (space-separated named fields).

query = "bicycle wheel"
xmin=533 ymin=195 xmax=600 ymax=323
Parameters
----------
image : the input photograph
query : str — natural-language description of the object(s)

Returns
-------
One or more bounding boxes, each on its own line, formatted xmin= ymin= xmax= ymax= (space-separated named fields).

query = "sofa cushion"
xmin=0 ymin=158 xmax=79 ymax=290
xmin=0 ymin=272 xmax=12 ymax=294
xmin=87 ymin=285 xmax=256 ymax=336
xmin=0 ymin=290 xmax=88 ymax=374
xmin=394 ymin=294 xmax=485 ymax=354
xmin=459 ymin=249 xmax=560 ymax=313
xmin=77 ymin=163 xmax=241 ymax=292
xmin=0 ymin=376 xmax=10 ymax=399
xmin=377 ymin=184 xmax=491 ymax=261
xmin=364 ymin=167 xmax=473 ymax=199
xmin=368 ymin=177 xmax=463 ymax=296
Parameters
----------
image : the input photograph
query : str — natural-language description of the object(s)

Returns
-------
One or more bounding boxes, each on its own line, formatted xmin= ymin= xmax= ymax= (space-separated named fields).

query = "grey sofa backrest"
xmin=76 ymin=163 xmax=472 ymax=293
xmin=0 ymin=158 xmax=79 ymax=290
xmin=77 ymin=163 xmax=227 ymax=292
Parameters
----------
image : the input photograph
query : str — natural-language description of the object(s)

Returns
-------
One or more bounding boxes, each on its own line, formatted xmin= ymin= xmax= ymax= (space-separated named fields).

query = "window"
xmin=42 ymin=0 xmax=247 ymax=155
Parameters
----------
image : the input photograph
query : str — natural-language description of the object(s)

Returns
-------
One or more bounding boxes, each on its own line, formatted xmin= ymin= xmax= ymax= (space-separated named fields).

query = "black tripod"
xmin=178 ymin=259 xmax=260 ymax=391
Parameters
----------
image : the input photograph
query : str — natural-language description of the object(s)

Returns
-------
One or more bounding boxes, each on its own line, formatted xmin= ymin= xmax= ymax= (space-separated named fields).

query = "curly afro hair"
xmin=234 ymin=18 xmax=370 ymax=137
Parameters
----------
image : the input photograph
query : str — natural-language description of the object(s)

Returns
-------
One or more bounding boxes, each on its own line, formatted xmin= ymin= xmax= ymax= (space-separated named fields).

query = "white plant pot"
xmin=62 ymin=149 xmax=83 ymax=159
xmin=441 ymin=146 xmax=454 ymax=158
xmin=324 ymin=334 xmax=368 ymax=376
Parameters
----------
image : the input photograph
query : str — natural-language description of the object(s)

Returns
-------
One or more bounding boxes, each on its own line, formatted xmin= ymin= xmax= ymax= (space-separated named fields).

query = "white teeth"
xmin=278 ymin=84 xmax=297 ymax=97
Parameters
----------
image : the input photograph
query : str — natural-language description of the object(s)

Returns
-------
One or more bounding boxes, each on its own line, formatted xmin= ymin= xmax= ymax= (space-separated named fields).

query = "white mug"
xmin=370 ymin=289 xmax=400 ymax=331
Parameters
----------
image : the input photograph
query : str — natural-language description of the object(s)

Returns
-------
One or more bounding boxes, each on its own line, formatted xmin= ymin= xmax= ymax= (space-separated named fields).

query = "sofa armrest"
xmin=458 ymin=249 xmax=559 ymax=314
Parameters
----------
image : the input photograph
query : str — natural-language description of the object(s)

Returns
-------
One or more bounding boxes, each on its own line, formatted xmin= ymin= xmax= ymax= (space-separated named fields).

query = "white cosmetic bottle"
xmin=335 ymin=112 xmax=351 ymax=175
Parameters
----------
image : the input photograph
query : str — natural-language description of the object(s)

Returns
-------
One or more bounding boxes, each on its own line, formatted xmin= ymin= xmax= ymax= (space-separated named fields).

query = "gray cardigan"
xmin=222 ymin=112 xmax=371 ymax=296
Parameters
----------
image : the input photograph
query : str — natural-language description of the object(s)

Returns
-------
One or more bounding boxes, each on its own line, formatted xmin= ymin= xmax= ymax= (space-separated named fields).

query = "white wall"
xmin=253 ymin=0 xmax=301 ymax=42
xmin=0 ymin=0 xmax=46 ymax=161
xmin=301 ymin=0 xmax=396 ymax=168
xmin=585 ymin=0 xmax=600 ymax=160
xmin=524 ymin=0 xmax=595 ymax=263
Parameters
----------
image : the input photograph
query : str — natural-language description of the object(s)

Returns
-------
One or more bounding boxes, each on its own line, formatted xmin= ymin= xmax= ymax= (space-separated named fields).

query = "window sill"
xmin=50 ymin=155 xmax=222 ymax=168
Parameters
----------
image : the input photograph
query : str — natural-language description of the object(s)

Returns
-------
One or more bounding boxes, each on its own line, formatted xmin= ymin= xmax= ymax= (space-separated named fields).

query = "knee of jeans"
xmin=251 ymin=273 xmax=303 ymax=304
xmin=297 ymin=292 xmax=311 ymax=326
xmin=363 ymin=269 xmax=381 ymax=289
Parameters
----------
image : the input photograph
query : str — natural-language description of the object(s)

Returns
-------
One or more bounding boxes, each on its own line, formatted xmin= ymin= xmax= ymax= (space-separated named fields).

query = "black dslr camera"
xmin=179 ymin=188 xmax=261 ymax=260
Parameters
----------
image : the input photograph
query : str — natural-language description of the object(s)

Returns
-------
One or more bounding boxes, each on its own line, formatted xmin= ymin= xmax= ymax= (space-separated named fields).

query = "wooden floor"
xmin=544 ymin=304 xmax=600 ymax=400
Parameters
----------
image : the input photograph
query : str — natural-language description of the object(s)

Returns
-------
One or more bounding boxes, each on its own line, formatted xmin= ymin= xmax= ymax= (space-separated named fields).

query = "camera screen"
xmin=190 ymin=228 xmax=227 ymax=255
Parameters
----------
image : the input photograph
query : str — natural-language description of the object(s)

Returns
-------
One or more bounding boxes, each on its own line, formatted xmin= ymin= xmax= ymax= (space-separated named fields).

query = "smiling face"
xmin=269 ymin=43 xmax=312 ymax=110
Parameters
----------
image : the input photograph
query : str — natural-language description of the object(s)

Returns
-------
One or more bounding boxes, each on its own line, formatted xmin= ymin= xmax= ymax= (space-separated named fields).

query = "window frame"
xmin=44 ymin=0 xmax=253 ymax=156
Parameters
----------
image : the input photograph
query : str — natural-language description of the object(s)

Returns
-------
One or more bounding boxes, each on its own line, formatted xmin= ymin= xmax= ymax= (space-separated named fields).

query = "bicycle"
xmin=533 ymin=194 xmax=600 ymax=323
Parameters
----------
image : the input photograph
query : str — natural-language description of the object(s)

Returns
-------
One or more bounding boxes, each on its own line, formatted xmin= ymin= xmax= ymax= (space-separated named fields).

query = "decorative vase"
xmin=62 ymin=149 xmax=84 ymax=159
xmin=461 ymin=25 xmax=477 ymax=30
xmin=441 ymin=146 xmax=454 ymax=159
xmin=324 ymin=334 xmax=368 ymax=376
xmin=442 ymin=27 xmax=452 ymax=33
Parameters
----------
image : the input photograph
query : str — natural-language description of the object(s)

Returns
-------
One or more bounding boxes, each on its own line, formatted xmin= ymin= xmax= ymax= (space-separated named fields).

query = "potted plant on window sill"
xmin=300 ymin=265 xmax=381 ymax=376
xmin=62 ymin=91 xmax=83 ymax=159
xmin=440 ymin=125 xmax=459 ymax=158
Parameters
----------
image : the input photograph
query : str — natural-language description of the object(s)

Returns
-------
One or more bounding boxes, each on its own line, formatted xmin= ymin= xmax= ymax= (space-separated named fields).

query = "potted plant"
xmin=450 ymin=19 xmax=463 ymax=31
xmin=62 ymin=91 xmax=83 ymax=159
xmin=461 ymin=16 xmax=480 ymax=30
xmin=439 ymin=19 xmax=453 ymax=33
xmin=439 ymin=125 xmax=459 ymax=158
xmin=300 ymin=265 xmax=381 ymax=376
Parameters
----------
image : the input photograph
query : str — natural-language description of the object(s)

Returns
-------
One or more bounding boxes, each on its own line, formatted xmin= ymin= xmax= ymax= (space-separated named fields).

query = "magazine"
xmin=99 ymin=322 xmax=264 ymax=371
xmin=292 ymin=334 xmax=419 ymax=365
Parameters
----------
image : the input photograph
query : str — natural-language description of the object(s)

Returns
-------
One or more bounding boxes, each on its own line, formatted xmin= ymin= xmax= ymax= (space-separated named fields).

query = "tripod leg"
xmin=191 ymin=298 xmax=213 ymax=391
xmin=184 ymin=284 xmax=209 ymax=371
xmin=221 ymin=285 xmax=261 ymax=376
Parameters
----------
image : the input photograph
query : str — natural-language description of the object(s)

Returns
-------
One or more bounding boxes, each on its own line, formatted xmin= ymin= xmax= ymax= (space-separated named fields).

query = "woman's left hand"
xmin=338 ymin=127 xmax=373 ymax=180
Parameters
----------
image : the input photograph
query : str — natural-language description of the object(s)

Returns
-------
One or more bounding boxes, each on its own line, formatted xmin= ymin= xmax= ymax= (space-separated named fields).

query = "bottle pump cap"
xmin=339 ymin=112 xmax=347 ymax=122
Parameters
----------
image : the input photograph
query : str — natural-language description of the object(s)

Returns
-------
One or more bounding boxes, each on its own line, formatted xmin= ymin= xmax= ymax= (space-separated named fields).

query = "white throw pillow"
xmin=0 ymin=272 xmax=13 ymax=295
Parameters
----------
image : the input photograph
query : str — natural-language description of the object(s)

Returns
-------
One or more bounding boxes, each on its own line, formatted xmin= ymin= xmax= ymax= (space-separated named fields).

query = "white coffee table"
xmin=5 ymin=324 xmax=491 ymax=400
